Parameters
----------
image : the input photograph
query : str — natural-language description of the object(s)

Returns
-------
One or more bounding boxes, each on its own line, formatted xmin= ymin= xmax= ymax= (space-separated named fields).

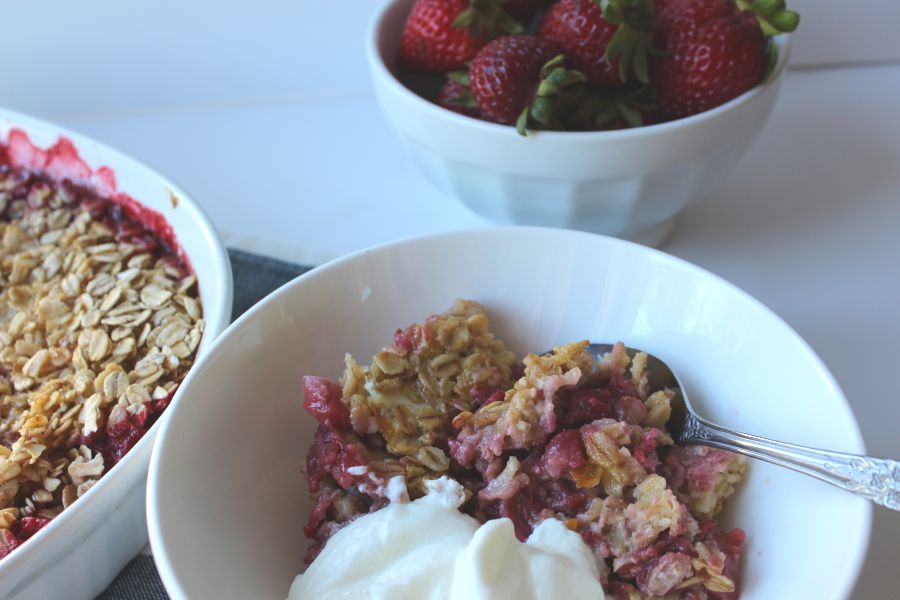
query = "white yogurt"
xmin=288 ymin=477 xmax=605 ymax=600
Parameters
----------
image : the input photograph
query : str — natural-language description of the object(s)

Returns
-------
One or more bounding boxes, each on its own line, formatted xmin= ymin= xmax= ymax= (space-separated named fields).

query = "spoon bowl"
xmin=584 ymin=343 xmax=900 ymax=512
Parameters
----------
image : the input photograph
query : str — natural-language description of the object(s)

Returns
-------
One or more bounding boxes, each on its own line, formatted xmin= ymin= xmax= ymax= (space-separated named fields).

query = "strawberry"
xmin=400 ymin=0 xmax=527 ymax=71
xmin=652 ymin=0 xmax=798 ymax=119
xmin=469 ymin=35 xmax=586 ymax=134
xmin=538 ymin=0 xmax=655 ymax=86
xmin=437 ymin=72 xmax=483 ymax=118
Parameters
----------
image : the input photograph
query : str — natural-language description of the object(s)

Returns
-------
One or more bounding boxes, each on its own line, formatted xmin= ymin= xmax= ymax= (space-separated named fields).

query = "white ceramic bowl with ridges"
xmin=367 ymin=0 xmax=790 ymax=246
xmin=0 ymin=107 xmax=232 ymax=600
xmin=148 ymin=227 xmax=869 ymax=600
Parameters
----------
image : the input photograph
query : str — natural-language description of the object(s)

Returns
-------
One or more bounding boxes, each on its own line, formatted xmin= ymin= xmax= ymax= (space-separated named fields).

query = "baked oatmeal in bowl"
xmin=147 ymin=227 xmax=869 ymax=600
xmin=297 ymin=300 xmax=747 ymax=598
xmin=0 ymin=108 xmax=231 ymax=600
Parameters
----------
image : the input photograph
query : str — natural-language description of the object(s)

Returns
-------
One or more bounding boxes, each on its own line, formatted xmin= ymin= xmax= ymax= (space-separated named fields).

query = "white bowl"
xmin=0 ymin=107 xmax=232 ymax=600
xmin=149 ymin=227 xmax=869 ymax=600
xmin=367 ymin=0 xmax=790 ymax=247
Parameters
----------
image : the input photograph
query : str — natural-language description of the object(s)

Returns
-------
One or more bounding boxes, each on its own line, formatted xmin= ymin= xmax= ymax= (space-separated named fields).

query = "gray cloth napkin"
xmin=96 ymin=249 xmax=313 ymax=600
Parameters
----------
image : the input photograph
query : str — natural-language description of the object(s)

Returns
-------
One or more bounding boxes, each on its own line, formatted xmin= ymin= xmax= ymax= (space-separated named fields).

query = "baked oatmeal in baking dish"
xmin=0 ymin=144 xmax=203 ymax=558
xmin=301 ymin=300 xmax=747 ymax=599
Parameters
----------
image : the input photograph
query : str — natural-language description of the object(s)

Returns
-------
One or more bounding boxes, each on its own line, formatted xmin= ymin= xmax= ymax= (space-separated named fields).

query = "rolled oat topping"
xmin=0 ymin=166 xmax=203 ymax=558
xmin=301 ymin=301 xmax=748 ymax=599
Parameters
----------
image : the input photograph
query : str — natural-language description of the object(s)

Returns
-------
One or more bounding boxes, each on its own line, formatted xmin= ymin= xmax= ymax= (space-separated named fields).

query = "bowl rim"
xmin=366 ymin=0 xmax=792 ymax=141
xmin=0 ymin=105 xmax=233 ymax=589
xmin=147 ymin=225 xmax=871 ymax=600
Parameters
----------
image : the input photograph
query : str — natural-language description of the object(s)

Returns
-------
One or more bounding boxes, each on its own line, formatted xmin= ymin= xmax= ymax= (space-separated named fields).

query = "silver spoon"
xmin=586 ymin=343 xmax=900 ymax=511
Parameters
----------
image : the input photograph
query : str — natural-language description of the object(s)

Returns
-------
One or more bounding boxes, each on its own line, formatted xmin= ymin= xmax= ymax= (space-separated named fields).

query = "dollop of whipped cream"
xmin=287 ymin=476 xmax=605 ymax=600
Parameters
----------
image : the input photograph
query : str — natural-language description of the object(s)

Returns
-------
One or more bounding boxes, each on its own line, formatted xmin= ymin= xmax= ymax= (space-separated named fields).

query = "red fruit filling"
xmin=303 ymin=377 xmax=352 ymax=432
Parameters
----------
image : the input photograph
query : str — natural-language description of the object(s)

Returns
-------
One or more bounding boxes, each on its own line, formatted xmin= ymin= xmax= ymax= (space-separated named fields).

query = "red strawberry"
xmin=469 ymin=35 xmax=586 ymax=134
xmin=400 ymin=0 xmax=526 ymax=71
xmin=401 ymin=0 xmax=485 ymax=71
xmin=436 ymin=73 xmax=482 ymax=118
xmin=539 ymin=0 xmax=655 ymax=86
xmin=652 ymin=0 xmax=799 ymax=119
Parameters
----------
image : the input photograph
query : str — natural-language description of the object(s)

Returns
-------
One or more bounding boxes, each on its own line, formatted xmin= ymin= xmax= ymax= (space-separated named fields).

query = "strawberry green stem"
xmin=594 ymin=0 xmax=656 ymax=83
xmin=736 ymin=0 xmax=800 ymax=36
xmin=444 ymin=71 xmax=479 ymax=110
xmin=573 ymin=85 xmax=656 ymax=129
xmin=516 ymin=55 xmax=587 ymax=136
xmin=454 ymin=0 xmax=525 ymax=37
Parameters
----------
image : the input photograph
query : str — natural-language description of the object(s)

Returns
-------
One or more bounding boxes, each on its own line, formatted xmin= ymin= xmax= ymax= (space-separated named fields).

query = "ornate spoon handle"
xmin=682 ymin=414 xmax=900 ymax=511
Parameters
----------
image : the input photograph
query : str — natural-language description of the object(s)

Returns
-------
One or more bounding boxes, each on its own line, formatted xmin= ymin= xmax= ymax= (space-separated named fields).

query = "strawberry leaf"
xmin=625 ymin=5 xmax=652 ymax=31
xmin=447 ymin=71 xmax=471 ymax=86
xmin=763 ymin=40 xmax=779 ymax=80
xmin=516 ymin=108 xmax=531 ymax=136
xmin=448 ymin=91 xmax=479 ymax=109
xmin=618 ymin=103 xmax=643 ymax=128
xmin=497 ymin=12 xmax=524 ymax=34
xmin=516 ymin=55 xmax=588 ymax=136
xmin=749 ymin=0 xmax=783 ymax=14
xmin=531 ymin=97 xmax=554 ymax=125
xmin=770 ymin=9 xmax=800 ymax=32
xmin=443 ymin=72 xmax=479 ymax=109
xmin=597 ymin=0 xmax=656 ymax=84
xmin=633 ymin=42 xmax=649 ymax=83
xmin=605 ymin=27 xmax=627 ymax=60
xmin=617 ymin=37 xmax=635 ymax=82
xmin=542 ymin=54 xmax=567 ymax=72
xmin=453 ymin=8 xmax=477 ymax=29
xmin=568 ymin=84 xmax=656 ymax=130
xmin=548 ymin=66 xmax=588 ymax=87
xmin=601 ymin=2 xmax=625 ymax=24
xmin=739 ymin=0 xmax=800 ymax=36
xmin=454 ymin=0 xmax=525 ymax=39
xmin=537 ymin=79 xmax=561 ymax=96
xmin=593 ymin=104 xmax=620 ymax=127
xmin=758 ymin=19 xmax=779 ymax=36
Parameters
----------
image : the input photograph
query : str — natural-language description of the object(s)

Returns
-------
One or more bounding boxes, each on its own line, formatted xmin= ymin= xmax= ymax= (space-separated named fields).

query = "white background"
xmin=1 ymin=1 xmax=898 ymax=598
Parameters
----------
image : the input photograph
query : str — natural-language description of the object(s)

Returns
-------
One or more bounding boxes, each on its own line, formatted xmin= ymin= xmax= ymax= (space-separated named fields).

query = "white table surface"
xmin=3 ymin=1 xmax=898 ymax=598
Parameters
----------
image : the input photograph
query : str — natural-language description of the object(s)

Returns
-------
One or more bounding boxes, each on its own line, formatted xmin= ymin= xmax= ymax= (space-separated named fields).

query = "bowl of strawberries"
xmin=367 ymin=0 xmax=798 ymax=246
